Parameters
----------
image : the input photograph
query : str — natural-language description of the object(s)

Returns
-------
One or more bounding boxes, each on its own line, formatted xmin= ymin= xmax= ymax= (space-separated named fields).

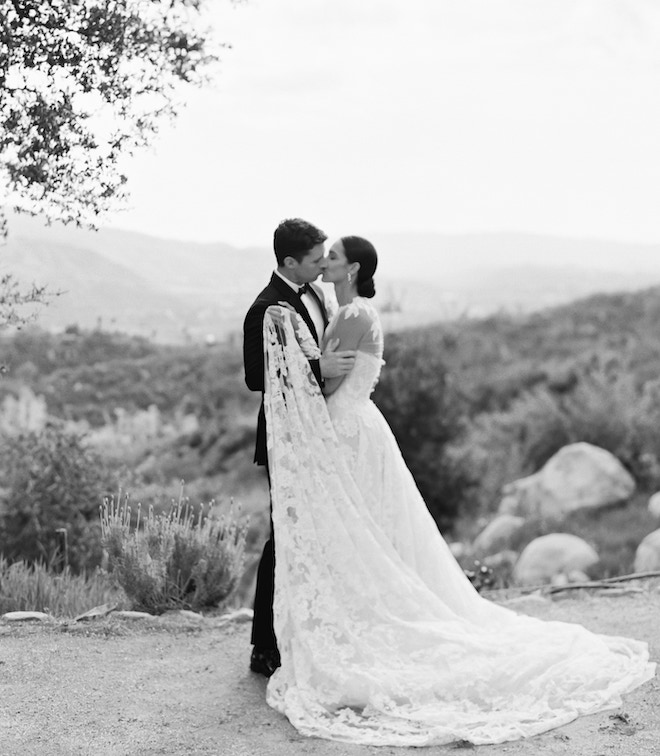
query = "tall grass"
xmin=100 ymin=490 xmax=247 ymax=614
xmin=0 ymin=557 xmax=127 ymax=617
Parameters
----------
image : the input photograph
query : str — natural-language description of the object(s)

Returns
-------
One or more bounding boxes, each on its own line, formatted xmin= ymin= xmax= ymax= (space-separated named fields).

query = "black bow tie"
xmin=297 ymin=283 xmax=311 ymax=296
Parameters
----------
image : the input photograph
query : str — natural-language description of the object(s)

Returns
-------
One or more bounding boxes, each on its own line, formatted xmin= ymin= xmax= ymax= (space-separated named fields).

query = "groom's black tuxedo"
xmin=243 ymin=272 xmax=328 ymax=651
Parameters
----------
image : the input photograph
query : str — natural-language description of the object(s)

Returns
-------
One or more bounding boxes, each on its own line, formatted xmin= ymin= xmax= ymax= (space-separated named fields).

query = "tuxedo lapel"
xmin=269 ymin=273 xmax=322 ymax=344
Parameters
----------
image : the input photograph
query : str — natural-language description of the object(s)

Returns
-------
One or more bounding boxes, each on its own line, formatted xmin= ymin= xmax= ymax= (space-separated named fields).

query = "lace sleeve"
xmin=323 ymin=299 xmax=383 ymax=396
xmin=326 ymin=299 xmax=383 ymax=356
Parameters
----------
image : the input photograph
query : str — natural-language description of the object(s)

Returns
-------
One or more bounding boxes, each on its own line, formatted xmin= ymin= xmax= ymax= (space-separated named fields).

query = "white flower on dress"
xmin=293 ymin=316 xmax=321 ymax=360
xmin=342 ymin=298 xmax=364 ymax=320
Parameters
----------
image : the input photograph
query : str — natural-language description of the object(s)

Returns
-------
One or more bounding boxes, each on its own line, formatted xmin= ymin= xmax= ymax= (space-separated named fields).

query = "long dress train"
xmin=262 ymin=302 xmax=655 ymax=747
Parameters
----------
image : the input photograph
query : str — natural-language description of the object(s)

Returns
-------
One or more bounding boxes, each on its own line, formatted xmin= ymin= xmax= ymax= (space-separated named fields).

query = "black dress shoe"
xmin=250 ymin=647 xmax=281 ymax=677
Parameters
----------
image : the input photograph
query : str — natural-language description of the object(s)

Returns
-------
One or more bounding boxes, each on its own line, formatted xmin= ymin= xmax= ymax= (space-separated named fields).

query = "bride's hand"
xmin=320 ymin=339 xmax=356 ymax=378
xmin=267 ymin=302 xmax=297 ymax=329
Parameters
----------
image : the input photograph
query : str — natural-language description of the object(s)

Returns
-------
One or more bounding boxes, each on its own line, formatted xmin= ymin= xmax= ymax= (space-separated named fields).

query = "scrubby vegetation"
xmin=0 ymin=557 xmax=126 ymax=617
xmin=0 ymin=426 xmax=117 ymax=571
xmin=375 ymin=287 xmax=660 ymax=537
xmin=1 ymin=285 xmax=660 ymax=599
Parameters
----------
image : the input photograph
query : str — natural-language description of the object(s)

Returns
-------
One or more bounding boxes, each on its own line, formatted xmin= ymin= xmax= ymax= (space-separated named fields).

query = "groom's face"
xmin=292 ymin=243 xmax=327 ymax=284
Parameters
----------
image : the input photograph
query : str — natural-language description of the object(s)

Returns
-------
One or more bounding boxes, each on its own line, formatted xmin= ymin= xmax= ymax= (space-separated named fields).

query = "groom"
xmin=243 ymin=217 xmax=356 ymax=677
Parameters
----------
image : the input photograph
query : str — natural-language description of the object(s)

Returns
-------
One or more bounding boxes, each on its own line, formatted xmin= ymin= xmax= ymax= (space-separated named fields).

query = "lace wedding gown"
xmin=262 ymin=300 xmax=655 ymax=747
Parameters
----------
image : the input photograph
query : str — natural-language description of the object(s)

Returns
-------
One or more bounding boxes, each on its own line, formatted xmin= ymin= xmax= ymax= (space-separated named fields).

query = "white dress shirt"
xmin=274 ymin=270 xmax=325 ymax=342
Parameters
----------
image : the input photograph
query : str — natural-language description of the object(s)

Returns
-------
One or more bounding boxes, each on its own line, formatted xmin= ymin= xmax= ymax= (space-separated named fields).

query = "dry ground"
xmin=1 ymin=585 xmax=660 ymax=756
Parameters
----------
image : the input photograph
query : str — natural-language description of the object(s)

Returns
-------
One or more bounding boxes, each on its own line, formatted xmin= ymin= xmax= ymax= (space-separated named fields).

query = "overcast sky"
xmin=106 ymin=0 xmax=660 ymax=248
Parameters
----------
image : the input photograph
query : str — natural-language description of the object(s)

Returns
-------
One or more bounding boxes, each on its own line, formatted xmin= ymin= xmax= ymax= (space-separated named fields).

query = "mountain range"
xmin=3 ymin=213 xmax=660 ymax=343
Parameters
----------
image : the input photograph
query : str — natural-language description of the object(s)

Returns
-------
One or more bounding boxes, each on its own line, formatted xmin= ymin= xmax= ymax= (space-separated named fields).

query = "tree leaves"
xmin=0 ymin=0 xmax=224 ymax=226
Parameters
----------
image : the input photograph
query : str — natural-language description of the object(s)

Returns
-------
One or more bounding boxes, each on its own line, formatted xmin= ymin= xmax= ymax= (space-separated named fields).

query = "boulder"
xmin=448 ymin=542 xmax=467 ymax=559
xmin=648 ymin=493 xmax=660 ymax=520
xmin=512 ymin=533 xmax=599 ymax=586
xmin=634 ymin=529 xmax=660 ymax=572
xmin=499 ymin=442 xmax=635 ymax=520
xmin=472 ymin=515 xmax=525 ymax=555
xmin=1 ymin=611 xmax=53 ymax=623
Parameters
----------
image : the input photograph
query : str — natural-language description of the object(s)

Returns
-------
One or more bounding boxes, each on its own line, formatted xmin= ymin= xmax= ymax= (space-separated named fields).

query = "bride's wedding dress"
xmin=262 ymin=300 xmax=655 ymax=747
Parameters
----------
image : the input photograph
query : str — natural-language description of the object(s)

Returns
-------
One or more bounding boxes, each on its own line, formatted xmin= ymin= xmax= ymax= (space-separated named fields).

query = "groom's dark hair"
xmin=274 ymin=218 xmax=327 ymax=266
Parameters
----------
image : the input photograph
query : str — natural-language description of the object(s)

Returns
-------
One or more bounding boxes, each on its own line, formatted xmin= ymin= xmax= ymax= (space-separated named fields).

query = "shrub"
xmin=0 ymin=557 xmax=127 ymax=617
xmin=453 ymin=386 xmax=569 ymax=515
xmin=0 ymin=426 xmax=116 ymax=571
xmin=100 ymin=492 xmax=247 ymax=614
xmin=373 ymin=331 xmax=476 ymax=533
xmin=455 ymin=368 xmax=660 ymax=519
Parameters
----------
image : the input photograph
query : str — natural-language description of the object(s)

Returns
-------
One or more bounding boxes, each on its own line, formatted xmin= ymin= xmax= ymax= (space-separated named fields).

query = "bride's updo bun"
xmin=341 ymin=236 xmax=378 ymax=299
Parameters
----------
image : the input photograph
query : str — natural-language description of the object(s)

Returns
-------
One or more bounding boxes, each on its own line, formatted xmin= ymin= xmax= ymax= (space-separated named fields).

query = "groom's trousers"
xmin=251 ymin=464 xmax=277 ymax=651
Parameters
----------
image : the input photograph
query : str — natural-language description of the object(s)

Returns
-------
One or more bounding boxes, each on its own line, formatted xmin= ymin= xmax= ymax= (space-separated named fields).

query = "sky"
xmin=105 ymin=0 xmax=660 ymax=249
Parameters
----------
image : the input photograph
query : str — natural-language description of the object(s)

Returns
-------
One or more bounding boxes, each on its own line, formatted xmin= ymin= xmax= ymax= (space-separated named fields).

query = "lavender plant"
xmin=100 ymin=489 xmax=247 ymax=614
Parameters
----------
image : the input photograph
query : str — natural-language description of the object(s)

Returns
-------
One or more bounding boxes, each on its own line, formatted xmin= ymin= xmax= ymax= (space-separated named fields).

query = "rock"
xmin=634 ymin=528 xmax=660 ymax=572
xmin=550 ymin=573 xmax=569 ymax=587
xmin=448 ymin=542 xmax=466 ymax=559
xmin=648 ymin=493 xmax=660 ymax=519
xmin=473 ymin=515 xmax=525 ymax=555
xmin=550 ymin=570 xmax=590 ymax=587
xmin=113 ymin=610 xmax=155 ymax=620
xmin=1 ymin=611 xmax=53 ymax=623
xmin=161 ymin=609 xmax=205 ymax=622
xmin=482 ymin=549 xmax=518 ymax=571
xmin=512 ymin=533 xmax=599 ymax=586
xmin=75 ymin=603 xmax=117 ymax=622
xmin=566 ymin=569 xmax=590 ymax=583
xmin=499 ymin=442 xmax=635 ymax=519
xmin=215 ymin=607 xmax=254 ymax=626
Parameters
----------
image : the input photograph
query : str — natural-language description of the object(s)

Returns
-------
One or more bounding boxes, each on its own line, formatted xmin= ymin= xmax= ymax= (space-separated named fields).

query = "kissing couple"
xmin=242 ymin=217 xmax=655 ymax=747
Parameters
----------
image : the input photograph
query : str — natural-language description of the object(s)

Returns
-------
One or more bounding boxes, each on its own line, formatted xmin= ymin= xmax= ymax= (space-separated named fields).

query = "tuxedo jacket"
xmin=243 ymin=273 xmax=329 ymax=466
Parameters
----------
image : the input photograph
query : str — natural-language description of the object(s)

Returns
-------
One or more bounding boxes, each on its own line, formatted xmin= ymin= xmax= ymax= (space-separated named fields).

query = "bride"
xmin=261 ymin=236 xmax=655 ymax=747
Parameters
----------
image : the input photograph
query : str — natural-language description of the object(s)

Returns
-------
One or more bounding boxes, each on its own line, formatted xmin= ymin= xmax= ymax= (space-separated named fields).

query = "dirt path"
xmin=1 ymin=587 xmax=660 ymax=756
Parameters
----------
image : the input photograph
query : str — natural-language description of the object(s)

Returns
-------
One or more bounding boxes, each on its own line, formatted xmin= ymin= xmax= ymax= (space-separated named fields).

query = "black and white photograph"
xmin=1 ymin=1 xmax=660 ymax=754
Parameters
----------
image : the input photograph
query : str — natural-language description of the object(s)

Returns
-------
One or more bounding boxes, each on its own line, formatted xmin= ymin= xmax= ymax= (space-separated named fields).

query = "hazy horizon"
xmin=8 ymin=211 xmax=660 ymax=276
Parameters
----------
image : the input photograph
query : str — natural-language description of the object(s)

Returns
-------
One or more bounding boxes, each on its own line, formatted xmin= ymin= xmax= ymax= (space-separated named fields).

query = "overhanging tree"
xmin=0 ymin=0 xmax=232 ymax=326
xmin=1 ymin=0 xmax=225 ymax=226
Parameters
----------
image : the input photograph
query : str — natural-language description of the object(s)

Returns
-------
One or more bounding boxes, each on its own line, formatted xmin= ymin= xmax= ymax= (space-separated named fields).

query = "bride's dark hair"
xmin=341 ymin=236 xmax=378 ymax=299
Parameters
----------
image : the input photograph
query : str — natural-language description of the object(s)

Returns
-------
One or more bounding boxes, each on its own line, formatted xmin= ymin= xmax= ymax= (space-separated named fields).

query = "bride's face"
xmin=322 ymin=241 xmax=350 ymax=284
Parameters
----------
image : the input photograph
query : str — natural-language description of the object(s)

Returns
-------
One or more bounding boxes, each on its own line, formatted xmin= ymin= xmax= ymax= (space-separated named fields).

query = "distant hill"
xmin=1 ymin=235 xmax=201 ymax=343
xmin=3 ymin=213 xmax=660 ymax=342
xmin=3 ymin=214 xmax=273 ymax=342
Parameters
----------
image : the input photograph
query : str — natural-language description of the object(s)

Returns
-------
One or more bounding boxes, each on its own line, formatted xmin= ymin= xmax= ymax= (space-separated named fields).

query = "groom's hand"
xmin=320 ymin=339 xmax=356 ymax=378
